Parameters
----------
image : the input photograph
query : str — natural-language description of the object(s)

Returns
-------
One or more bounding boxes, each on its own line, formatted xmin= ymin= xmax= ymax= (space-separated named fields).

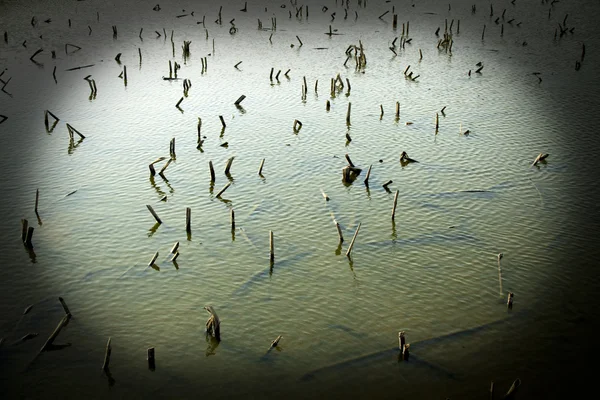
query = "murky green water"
xmin=1 ymin=0 xmax=600 ymax=398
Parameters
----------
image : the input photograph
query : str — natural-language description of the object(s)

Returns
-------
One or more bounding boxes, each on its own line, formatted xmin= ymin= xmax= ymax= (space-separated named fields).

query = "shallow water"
xmin=1 ymin=0 xmax=600 ymax=398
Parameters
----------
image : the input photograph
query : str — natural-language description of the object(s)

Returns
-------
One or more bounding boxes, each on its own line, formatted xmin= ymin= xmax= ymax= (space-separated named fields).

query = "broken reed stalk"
xmin=147 ymin=348 xmax=156 ymax=370
xmin=364 ymin=165 xmax=372 ymax=186
xmin=66 ymin=123 xmax=85 ymax=139
xmin=148 ymin=251 xmax=159 ymax=267
xmin=159 ymin=158 xmax=172 ymax=176
xmin=40 ymin=313 xmax=71 ymax=353
xmin=146 ymin=205 xmax=162 ymax=224
xmin=391 ymin=190 xmax=399 ymax=220
xmin=269 ymin=230 xmax=274 ymax=263
xmin=345 ymin=153 xmax=355 ymax=168
xmin=270 ymin=335 xmax=282 ymax=349
xmin=346 ymin=102 xmax=351 ymax=125
xmin=215 ymin=182 xmax=231 ymax=198
xmin=504 ymin=378 xmax=521 ymax=398
xmin=123 ymin=65 xmax=127 ymax=84
xmin=170 ymin=242 xmax=180 ymax=254
xmin=24 ymin=227 xmax=34 ymax=248
xmin=219 ymin=115 xmax=226 ymax=128
xmin=58 ymin=297 xmax=71 ymax=316
xmin=185 ymin=207 xmax=191 ymax=233
xmin=34 ymin=189 xmax=39 ymax=213
xmin=148 ymin=156 xmax=167 ymax=176
xmin=497 ymin=253 xmax=503 ymax=296
xmin=507 ymin=292 xmax=514 ymax=309
xmin=335 ymin=220 xmax=344 ymax=243
xmin=102 ymin=337 xmax=112 ymax=371
xmin=398 ymin=331 xmax=406 ymax=351
xmin=326 ymin=100 xmax=331 ymax=111
xmin=345 ymin=223 xmax=361 ymax=257
xmin=234 ymin=95 xmax=246 ymax=105
xmin=170 ymin=138 xmax=176 ymax=157
xmin=225 ymin=157 xmax=234 ymax=175
xmin=204 ymin=306 xmax=221 ymax=341
xmin=395 ymin=101 xmax=400 ymax=119
xmin=303 ymin=76 xmax=308 ymax=97
xmin=296 ymin=35 xmax=303 ymax=46
xmin=230 ymin=209 xmax=235 ymax=230
xmin=258 ymin=158 xmax=265 ymax=175
xmin=293 ymin=119 xmax=303 ymax=132
xmin=209 ymin=161 xmax=216 ymax=183
xmin=402 ymin=343 xmax=410 ymax=360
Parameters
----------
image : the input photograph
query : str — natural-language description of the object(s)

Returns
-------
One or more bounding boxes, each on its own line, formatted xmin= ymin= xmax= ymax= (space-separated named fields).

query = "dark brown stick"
xmin=102 ymin=337 xmax=112 ymax=371
xmin=40 ymin=314 xmax=71 ymax=353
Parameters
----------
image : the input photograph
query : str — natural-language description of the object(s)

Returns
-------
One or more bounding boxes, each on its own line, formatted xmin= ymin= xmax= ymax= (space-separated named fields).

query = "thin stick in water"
xmin=234 ymin=95 xmax=246 ymax=105
xmin=497 ymin=253 xmax=503 ymax=296
xmin=391 ymin=190 xmax=399 ymax=220
xmin=335 ymin=220 xmax=344 ymax=243
xmin=269 ymin=230 xmax=274 ymax=263
xmin=146 ymin=205 xmax=162 ymax=224
xmin=364 ymin=165 xmax=372 ymax=186
xmin=147 ymin=348 xmax=156 ymax=370
xmin=209 ymin=160 xmax=216 ymax=183
xmin=185 ymin=207 xmax=191 ymax=233
xmin=345 ymin=223 xmax=361 ymax=257
xmin=148 ymin=251 xmax=159 ymax=267
xmin=215 ymin=182 xmax=231 ymax=198
xmin=58 ymin=297 xmax=71 ymax=316
xmin=225 ymin=157 xmax=234 ymax=175
xmin=102 ymin=337 xmax=112 ymax=371
xmin=346 ymin=102 xmax=351 ymax=125
xmin=39 ymin=314 xmax=70 ymax=353
xmin=34 ymin=189 xmax=39 ymax=213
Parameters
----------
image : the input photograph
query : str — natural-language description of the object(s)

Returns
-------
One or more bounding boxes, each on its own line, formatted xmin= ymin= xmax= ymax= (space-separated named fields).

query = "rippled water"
xmin=2 ymin=0 xmax=600 ymax=398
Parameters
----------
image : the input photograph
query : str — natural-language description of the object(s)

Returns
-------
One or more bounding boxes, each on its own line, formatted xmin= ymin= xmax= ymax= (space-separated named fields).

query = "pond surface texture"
xmin=1 ymin=0 xmax=600 ymax=398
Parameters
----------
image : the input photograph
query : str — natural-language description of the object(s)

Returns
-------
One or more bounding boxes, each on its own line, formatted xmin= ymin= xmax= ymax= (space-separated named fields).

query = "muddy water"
xmin=1 ymin=0 xmax=600 ymax=398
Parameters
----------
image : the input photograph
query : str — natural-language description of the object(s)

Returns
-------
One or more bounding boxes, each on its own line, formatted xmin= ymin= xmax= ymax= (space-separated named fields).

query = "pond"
xmin=1 ymin=0 xmax=600 ymax=398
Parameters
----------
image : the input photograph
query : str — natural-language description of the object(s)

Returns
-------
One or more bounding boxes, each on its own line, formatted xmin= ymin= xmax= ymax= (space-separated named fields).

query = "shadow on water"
xmin=300 ymin=309 xmax=531 ymax=382
xmin=25 ymin=246 xmax=37 ymax=263
xmin=233 ymin=251 xmax=312 ymax=296
xmin=103 ymin=368 xmax=116 ymax=388
xmin=363 ymin=231 xmax=480 ymax=249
